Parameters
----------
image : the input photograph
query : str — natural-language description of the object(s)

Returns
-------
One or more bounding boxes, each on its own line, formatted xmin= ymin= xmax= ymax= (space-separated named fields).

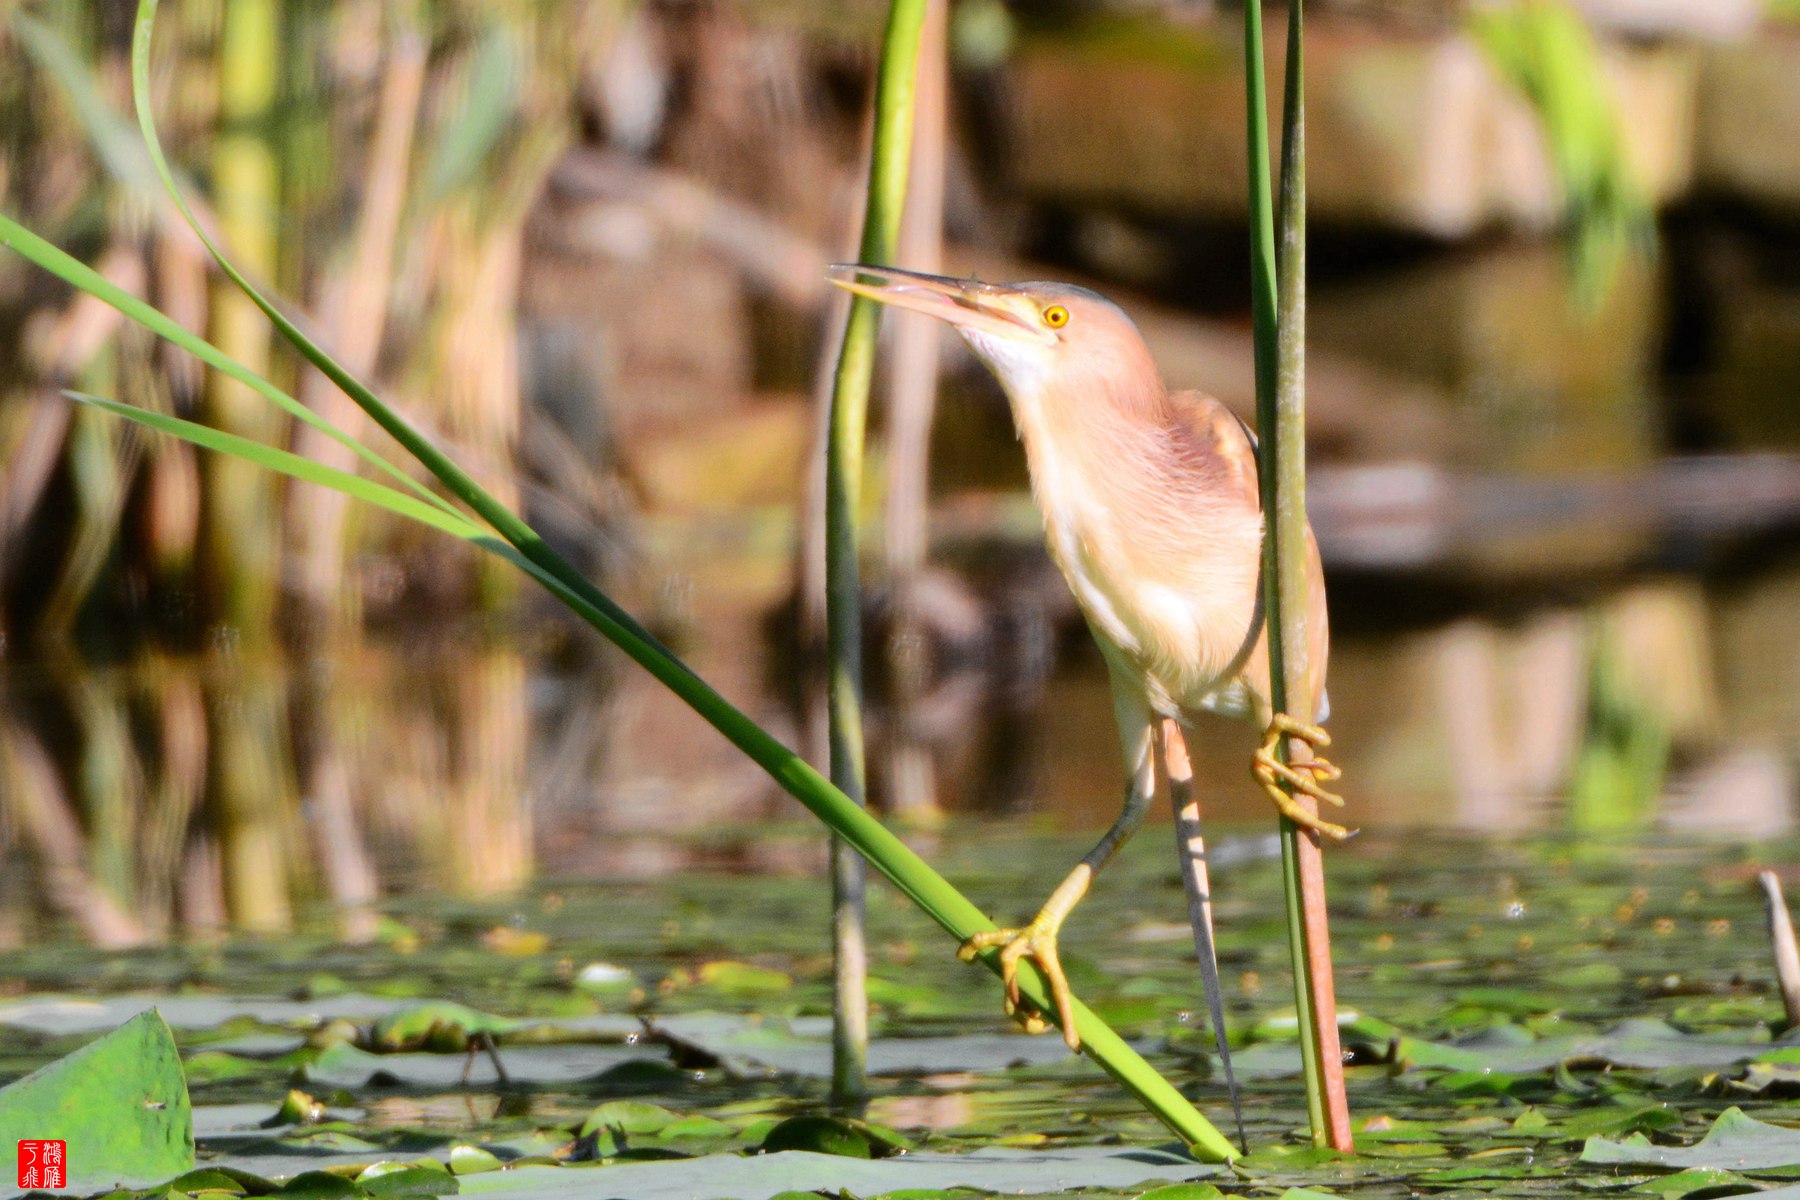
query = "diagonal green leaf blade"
xmin=129 ymin=0 xmax=495 ymax=535
xmin=65 ymin=394 xmax=486 ymax=544
xmin=0 ymin=212 xmax=458 ymax=520
xmin=11 ymin=11 xmax=160 ymax=193
xmin=420 ymin=23 xmax=520 ymax=203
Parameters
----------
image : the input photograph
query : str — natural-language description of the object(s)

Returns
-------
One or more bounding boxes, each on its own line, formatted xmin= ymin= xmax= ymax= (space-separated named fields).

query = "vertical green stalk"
xmin=202 ymin=0 xmax=298 ymax=934
xmin=204 ymin=0 xmax=282 ymax=632
xmin=824 ymin=0 xmax=929 ymax=1105
xmin=1239 ymin=0 xmax=1319 ymax=1136
xmin=1245 ymin=0 xmax=1350 ymax=1149
xmin=1270 ymin=1 xmax=1325 ymax=1143
xmin=880 ymin=0 xmax=948 ymax=827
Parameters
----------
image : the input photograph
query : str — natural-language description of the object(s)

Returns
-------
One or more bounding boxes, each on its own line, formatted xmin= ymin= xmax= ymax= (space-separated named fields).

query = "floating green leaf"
xmin=368 ymin=1003 xmax=517 ymax=1053
xmin=692 ymin=961 xmax=795 ymax=998
xmin=1134 ymin=1185 xmax=1225 ymax=1200
xmin=0 ymin=1010 xmax=193 ymax=1192
xmin=356 ymin=1164 xmax=457 ymax=1200
xmin=446 ymin=1147 xmax=503 ymax=1177
xmin=162 ymin=1168 xmax=255 ymax=1196
xmin=760 ymin=1115 xmax=878 ymax=1159
xmin=1583 ymin=1106 xmax=1800 ymax=1171
xmin=305 ymin=1042 xmax=639 ymax=1090
xmin=646 ymin=1013 xmax=1072 ymax=1079
xmin=448 ymin=1146 xmax=1215 ymax=1200
xmin=1636 ymin=1167 xmax=1757 ymax=1198
xmin=277 ymin=1171 xmax=370 ymax=1200
xmin=578 ymin=1102 xmax=682 ymax=1139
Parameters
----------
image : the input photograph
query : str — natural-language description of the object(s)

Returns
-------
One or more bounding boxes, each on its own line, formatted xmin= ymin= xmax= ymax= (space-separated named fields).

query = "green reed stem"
xmin=203 ymin=0 xmax=282 ymax=635
xmin=0 ymin=0 xmax=1240 ymax=1161
xmin=1245 ymin=0 xmax=1351 ymax=1150
xmin=823 ymin=0 xmax=930 ymax=1105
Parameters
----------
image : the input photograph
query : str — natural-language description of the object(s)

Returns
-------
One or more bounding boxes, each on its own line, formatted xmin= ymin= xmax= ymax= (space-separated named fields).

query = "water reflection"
xmin=0 ymin=637 xmax=539 ymax=945
xmin=2 ymin=547 xmax=1796 ymax=945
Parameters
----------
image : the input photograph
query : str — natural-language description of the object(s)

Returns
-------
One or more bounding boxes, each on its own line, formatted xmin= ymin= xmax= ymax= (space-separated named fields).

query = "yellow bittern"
xmin=827 ymin=264 xmax=1349 ymax=1057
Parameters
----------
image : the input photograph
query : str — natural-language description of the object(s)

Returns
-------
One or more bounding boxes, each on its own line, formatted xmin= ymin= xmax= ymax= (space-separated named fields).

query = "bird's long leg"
xmin=960 ymin=715 xmax=1156 ymax=1050
xmin=1252 ymin=713 xmax=1353 ymax=840
xmin=1163 ymin=719 xmax=1247 ymax=1152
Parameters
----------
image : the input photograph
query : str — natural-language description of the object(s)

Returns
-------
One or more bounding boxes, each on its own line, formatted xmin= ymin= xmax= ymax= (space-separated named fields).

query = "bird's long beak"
xmin=826 ymin=264 xmax=1056 ymax=346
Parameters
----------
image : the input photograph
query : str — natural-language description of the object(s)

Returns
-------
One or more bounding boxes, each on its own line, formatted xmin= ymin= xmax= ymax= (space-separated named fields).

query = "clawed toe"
xmin=1255 ymin=713 xmax=1355 ymax=840
xmin=958 ymin=925 xmax=1081 ymax=1049
xmin=1262 ymin=778 xmax=1353 ymax=840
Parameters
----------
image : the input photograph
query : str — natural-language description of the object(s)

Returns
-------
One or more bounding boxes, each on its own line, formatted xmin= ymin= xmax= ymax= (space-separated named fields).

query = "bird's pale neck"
xmin=986 ymin=340 xmax=1176 ymax=498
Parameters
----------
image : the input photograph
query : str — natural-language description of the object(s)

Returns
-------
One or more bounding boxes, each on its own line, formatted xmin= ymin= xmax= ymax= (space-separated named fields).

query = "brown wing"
xmin=1169 ymin=390 xmax=1331 ymax=725
xmin=1168 ymin=389 xmax=1261 ymax=514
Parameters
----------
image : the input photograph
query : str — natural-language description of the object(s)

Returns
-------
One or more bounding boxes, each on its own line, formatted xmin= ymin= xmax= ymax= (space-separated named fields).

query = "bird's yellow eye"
xmin=1042 ymin=305 xmax=1069 ymax=329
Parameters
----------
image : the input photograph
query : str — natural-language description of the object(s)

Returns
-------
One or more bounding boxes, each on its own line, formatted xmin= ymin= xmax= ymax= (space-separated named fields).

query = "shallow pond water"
xmin=5 ymin=826 xmax=1800 ymax=1198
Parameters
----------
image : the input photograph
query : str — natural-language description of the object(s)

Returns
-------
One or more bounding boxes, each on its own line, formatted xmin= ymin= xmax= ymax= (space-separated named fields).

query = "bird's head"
xmin=826 ymin=264 xmax=1160 ymax=416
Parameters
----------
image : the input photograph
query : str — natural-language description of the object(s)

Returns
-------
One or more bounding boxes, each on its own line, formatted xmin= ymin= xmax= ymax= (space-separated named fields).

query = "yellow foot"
xmin=1253 ymin=713 xmax=1354 ymax=841
xmin=958 ymin=920 xmax=1081 ymax=1050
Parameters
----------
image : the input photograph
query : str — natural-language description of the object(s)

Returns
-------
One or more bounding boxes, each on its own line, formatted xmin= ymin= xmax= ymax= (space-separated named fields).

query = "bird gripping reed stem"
xmin=1243 ymin=0 xmax=1355 ymax=1151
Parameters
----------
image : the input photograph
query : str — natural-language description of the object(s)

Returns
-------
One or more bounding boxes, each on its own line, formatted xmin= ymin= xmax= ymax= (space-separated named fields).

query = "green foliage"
xmin=692 ymin=961 xmax=794 ymax=998
xmin=269 ymin=1090 xmax=326 ymax=1125
xmin=1568 ymin=629 xmax=1670 ymax=833
xmin=820 ymin=0 xmax=931 ymax=1106
xmin=368 ymin=1004 xmax=516 ymax=1053
xmin=1133 ymin=1185 xmax=1224 ymax=1200
xmin=1583 ymin=1106 xmax=1800 ymax=1170
xmin=8 ymin=11 xmax=158 ymax=193
xmin=0 ymin=1012 xmax=193 ymax=1192
xmin=758 ymin=1115 xmax=885 ymax=1158
xmin=444 ymin=1147 xmax=502 ymax=1177
xmin=578 ymin=1101 xmax=682 ymax=1139
xmin=355 ymin=1164 xmax=457 ymax=1200
xmin=420 ymin=24 xmax=521 ymax=204
xmin=1470 ymin=0 xmax=1656 ymax=305
xmin=0 ymin=834 xmax=1789 ymax=1199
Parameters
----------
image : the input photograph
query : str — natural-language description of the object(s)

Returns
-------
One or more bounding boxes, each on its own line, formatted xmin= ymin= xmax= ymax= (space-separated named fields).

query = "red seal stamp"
xmin=16 ymin=1140 xmax=66 ymax=1189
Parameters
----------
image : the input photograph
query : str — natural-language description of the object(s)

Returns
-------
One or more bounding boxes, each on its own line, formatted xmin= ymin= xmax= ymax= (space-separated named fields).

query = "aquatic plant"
xmin=819 ymin=0 xmax=931 ymax=1106
xmin=1471 ymin=0 xmax=1656 ymax=305
xmin=1242 ymin=0 xmax=1353 ymax=1152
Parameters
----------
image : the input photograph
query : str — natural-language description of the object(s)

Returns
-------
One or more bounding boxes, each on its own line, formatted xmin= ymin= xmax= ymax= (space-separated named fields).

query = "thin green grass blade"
xmin=1239 ymin=0 xmax=1320 ymax=1137
xmin=420 ymin=22 xmax=519 ymax=204
xmin=64 ymin=394 xmax=488 ymax=543
xmin=0 ymin=214 xmax=459 ymax=521
xmin=1273 ymin=0 xmax=1352 ymax=1151
xmin=11 ymin=11 xmax=159 ymax=194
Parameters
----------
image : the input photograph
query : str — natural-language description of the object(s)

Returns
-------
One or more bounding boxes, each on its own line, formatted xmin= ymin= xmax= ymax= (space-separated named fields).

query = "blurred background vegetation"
xmin=1 ymin=0 xmax=1798 ymax=946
